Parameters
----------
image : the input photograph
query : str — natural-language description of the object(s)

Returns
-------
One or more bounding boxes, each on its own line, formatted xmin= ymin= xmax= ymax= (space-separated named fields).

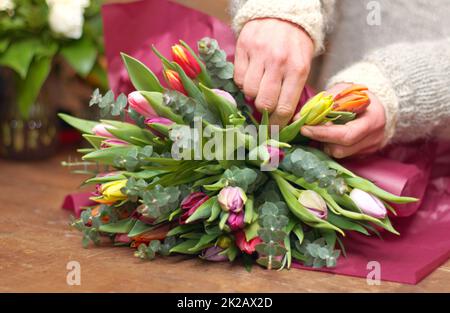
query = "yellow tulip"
xmin=91 ymin=179 xmax=128 ymax=204
xmin=299 ymin=92 xmax=334 ymax=126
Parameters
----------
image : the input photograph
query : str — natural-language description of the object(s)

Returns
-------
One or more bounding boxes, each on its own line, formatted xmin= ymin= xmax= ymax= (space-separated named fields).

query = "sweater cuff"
xmin=326 ymin=61 xmax=399 ymax=145
xmin=232 ymin=0 xmax=326 ymax=56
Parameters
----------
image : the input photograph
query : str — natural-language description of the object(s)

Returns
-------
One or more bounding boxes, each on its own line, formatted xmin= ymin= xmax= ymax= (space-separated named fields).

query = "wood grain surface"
xmin=0 ymin=150 xmax=449 ymax=292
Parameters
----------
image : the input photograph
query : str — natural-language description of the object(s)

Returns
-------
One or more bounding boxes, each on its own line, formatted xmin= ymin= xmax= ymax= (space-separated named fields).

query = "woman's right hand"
xmin=234 ymin=18 xmax=315 ymax=127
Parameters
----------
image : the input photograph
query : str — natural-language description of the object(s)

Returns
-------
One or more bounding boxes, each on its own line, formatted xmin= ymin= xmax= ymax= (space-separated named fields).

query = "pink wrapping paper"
xmin=86 ymin=0 xmax=450 ymax=284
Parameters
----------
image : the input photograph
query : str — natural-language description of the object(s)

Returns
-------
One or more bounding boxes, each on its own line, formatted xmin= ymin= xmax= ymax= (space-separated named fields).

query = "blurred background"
xmin=0 ymin=0 xmax=229 ymax=161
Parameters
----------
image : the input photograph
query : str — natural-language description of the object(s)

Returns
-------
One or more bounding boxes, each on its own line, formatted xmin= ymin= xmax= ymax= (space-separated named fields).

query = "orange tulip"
xmin=333 ymin=84 xmax=371 ymax=114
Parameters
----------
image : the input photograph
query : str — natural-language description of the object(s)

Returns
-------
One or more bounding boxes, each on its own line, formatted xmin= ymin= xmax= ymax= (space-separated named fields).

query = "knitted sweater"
xmin=230 ymin=0 xmax=450 ymax=143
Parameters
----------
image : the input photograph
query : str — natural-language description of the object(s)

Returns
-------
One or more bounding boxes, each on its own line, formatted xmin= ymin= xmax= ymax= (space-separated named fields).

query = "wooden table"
xmin=0 ymin=150 xmax=449 ymax=292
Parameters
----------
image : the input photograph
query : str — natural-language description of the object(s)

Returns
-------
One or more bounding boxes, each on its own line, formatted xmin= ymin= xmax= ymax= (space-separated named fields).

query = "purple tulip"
xmin=92 ymin=124 xmax=115 ymax=138
xmin=218 ymin=187 xmax=247 ymax=213
xmin=128 ymin=91 xmax=157 ymax=118
xmin=179 ymin=192 xmax=209 ymax=224
xmin=212 ymin=89 xmax=237 ymax=108
xmin=227 ymin=212 xmax=245 ymax=231
xmin=202 ymin=246 xmax=228 ymax=262
xmin=298 ymin=190 xmax=328 ymax=219
xmin=349 ymin=189 xmax=387 ymax=219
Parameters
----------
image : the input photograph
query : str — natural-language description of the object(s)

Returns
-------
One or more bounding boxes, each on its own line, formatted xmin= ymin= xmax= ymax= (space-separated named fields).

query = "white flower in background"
xmin=0 ymin=0 xmax=15 ymax=12
xmin=46 ymin=0 xmax=91 ymax=40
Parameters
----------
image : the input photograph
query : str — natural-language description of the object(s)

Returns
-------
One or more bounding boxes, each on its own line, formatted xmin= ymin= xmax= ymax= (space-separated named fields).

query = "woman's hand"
xmin=234 ymin=18 xmax=314 ymax=127
xmin=300 ymin=83 xmax=387 ymax=158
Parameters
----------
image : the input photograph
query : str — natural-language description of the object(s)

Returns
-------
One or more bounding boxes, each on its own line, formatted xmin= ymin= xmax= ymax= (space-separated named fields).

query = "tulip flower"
xmin=299 ymin=92 xmax=334 ymax=126
xmin=179 ymin=192 xmax=209 ymax=224
xmin=128 ymin=91 xmax=157 ymax=118
xmin=217 ymin=235 xmax=232 ymax=249
xmin=100 ymin=138 xmax=129 ymax=148
xmin=349 ymin=188 xmax=387 ymax=219
xmin=266 ymin=145 xmax=285 ymax=164
xmin=91 ymin=179 xmax=128 ymax=204
xmin=202 ymin=246 xmax=228 ymax=262
xmin=92 ymin=123 xmax=116 ymax=138
xmin=227 ymin=212 xmax=245 ymax=231
xmin=333 ymin=84 xmax=371 ymax=114
xmin=164 ymin=69 xmax=187 ymax=95
xmin=218 ymin=187 xmax=247 ymax=213
xmin=212 ymin=89 xmax=237 ymax=108
xmin=171 ymin=44 xmax=202 ymax=79
xmin=235 ymin=231 xmax=262 ymax=255
xmin=145 ymin=117 xmax=174 ymax=137
xmin=298 ymin=190 xmax=328 ymax=219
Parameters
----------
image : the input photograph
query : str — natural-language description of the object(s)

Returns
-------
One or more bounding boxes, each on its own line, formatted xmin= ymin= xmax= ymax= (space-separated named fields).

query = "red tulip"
xmin=171 ymin=44 xmax=202 ymax=79
xmin=235 ymin=231 xmax=262 ymax=255
xmin=164 ymin=69 xmax=187 ymax=95
xmin=179 ymin=192 xmax=209 ymax=224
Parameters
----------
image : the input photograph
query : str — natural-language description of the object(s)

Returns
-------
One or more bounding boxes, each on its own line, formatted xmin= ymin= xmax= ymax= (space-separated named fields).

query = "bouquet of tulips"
xmin=60 ymin=38 xmax=417 ymax=270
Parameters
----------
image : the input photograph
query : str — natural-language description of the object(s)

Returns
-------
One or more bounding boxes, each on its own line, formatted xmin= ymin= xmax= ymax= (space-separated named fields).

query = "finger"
xmin=254 ymin=66 xmax=283 ymax=114
xmin=243 ymin=59 xmax=264 ymax=99
xmin=323 ymin=130 xmax=384 ymax=159
xmin=234 ymin=43 xmax=248 ymax=88
xmin=301 ymin=113 xmax=379 ymax=146
xmin=269 ymin=70 xmax=305 ymax=127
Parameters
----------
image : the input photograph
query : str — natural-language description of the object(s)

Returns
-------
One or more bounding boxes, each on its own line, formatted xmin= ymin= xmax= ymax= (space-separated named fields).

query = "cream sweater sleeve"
xmin=230 ymin=0 xmax=336 ymax=56
xmin=328 ymin=38 xmax=450 ymax=144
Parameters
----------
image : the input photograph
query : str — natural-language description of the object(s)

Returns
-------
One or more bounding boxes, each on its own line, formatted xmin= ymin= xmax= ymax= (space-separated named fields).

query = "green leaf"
xmin=292 ymin=224 xmax=304 ymax=244
xmin=185 ymin=197 xmax=215 ymax=223
xmin=0 ymin=38 xmax=38 ymax=78
xmin=199 ymin=82 xmax=237 ymax=125
xmin=60 ymin=37 xmax=97 ymax=77
xmin=58 ymin=113 xmax=97 ymax=134
xmin=101 ymin=119 xmax=155 ymax=145
xmin=219 ymin=212 xmax=229 ymax=230
xmin=128 ymin=220 xmax=157 ymax=237
xmin=82 ymin=134 xmax=104 ymax=149
xmin=99 ymin=218 xmax=136 ymax=234
xmin=327 ymin=212 xmax=369 ymax=235
xmin=166 ymin=223 xmax=201 ymax=237
xmin=169 ymin=239 xmax=199 ymax=254
xmin=82 ymin=146 xmax=136 ymax=165
xmin=17 ymin=54 xmax=54 ymax=118
xmin=121 ymin=53 xmax=164 ymax=92
xmin=244 ymin=195 xmax=254 ymax=224
xmin=279 ymin=112 xmax=310 ymax=143
xmin=140 ymin=91 xmax=184 ymax=124
xmin=188 ymin=233 xmax=219 ymax=252
xmin=207 ymin=200 xmax=221 ymax=223
xmin=244 ymin=222 xmax=259 ymax=241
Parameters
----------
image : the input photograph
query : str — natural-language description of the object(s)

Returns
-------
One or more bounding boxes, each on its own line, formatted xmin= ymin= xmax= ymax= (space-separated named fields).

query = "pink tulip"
xmin=100 ymin=138 xmax=129 ymax=148
xmin=266 ymin=145 xmax=285 ymax=164
xmin=349 ymin=188 xmax=387 ymax=219
xmin=227 ymin=212 xmax=245 ymax=231
xmin=202 ymin=246 xmax=228 ymax=262
xmin=235 ymin=231 xmax=262 ymax=255
xmin=128 ymin=91 xmax=157 ymax=118
xmin=145 ymin=117 xmax=174 ymax=126
xmin=298 ymin=190 xmax=328 ymax=219
xmin=179 ymin=192 xmax=209 ymax=224
xmin=218 ymin=187 xmax=247 ymax=213
xmin=212 ymin=89 xmax=237 ymax=108
xmin=92 ymin=124 xmax=115 ymax=138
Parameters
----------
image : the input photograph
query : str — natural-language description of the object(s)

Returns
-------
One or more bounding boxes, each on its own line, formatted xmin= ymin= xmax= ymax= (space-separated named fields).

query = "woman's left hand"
xmin=300 ymin=83 xmax=387 ymax=158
